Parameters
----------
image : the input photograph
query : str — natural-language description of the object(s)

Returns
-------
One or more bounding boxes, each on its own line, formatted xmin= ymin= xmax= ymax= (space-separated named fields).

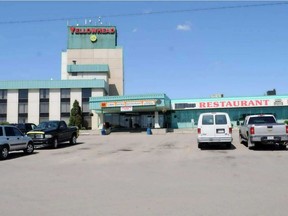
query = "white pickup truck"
xmin=239 ymin=114 xmax=288 ymax=149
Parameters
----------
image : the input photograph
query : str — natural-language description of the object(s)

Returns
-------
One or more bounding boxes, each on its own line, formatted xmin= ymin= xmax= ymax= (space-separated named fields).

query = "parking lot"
xmin=1 ymin=129 xmax=288 ymax=216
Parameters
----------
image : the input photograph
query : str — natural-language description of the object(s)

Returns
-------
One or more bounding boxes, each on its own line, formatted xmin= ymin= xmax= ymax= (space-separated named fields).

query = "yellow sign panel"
xmin=100 ymin=100 xmax=156 ymax=108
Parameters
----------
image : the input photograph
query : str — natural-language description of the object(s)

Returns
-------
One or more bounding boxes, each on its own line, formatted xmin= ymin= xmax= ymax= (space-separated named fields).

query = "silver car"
xmin=0 ymin=125 xmax=34 ymax=160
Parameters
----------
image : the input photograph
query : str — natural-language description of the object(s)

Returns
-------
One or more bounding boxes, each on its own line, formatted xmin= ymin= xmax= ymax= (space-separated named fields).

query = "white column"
xmin=91 ymin=111 xmax=97 ymax=130
xmin=61 ymin=51 xmax=68 ymax=80
xmin=70 ymin=88 xmax=82 ymax=107
xmin=7 ymin=90 xmax=18 ymax=123
xmin=154 ymin=111 xmax=160 ymax=128
xmin=91 ymin=89 xmax=105 ymax=130
xmin=49 ymin=89 xmax=61 ymax=120
xmin=28 ymin=89 xmax=40 ymax=124
xmin=98 ymin=113 xmax=104 ymax=129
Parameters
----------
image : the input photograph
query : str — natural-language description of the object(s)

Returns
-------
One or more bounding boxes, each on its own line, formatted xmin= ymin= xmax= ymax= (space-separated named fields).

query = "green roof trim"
xmin=0 ymin=79 xmax=108 ymax=92
xmin=171 ymin=95 xmax=288 ymax=103
xmin=67 ymin=64 xmax=109 ymax=73
xmin=91 ymin=93 xmax=169 ymax=102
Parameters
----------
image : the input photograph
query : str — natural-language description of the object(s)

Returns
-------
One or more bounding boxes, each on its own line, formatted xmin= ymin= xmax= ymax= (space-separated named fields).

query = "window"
xmin=40 ymin=102 xmax=49 ymax=113
xmin=40 ymin=89 xmax=49 ymax=99
xmin=83 ymin=116 xmax=91 ymax=129
xmin=249 ymin=116 xmax=276 ymax=124
xmin=61 ymin=89 xmax=70 ymax=99
xmin=5 ymin=127 xmax=16 ymax=136
xmin=202 ymin=115 xmax=214 ymax=125
xmin=82 ymin=101 xmax=90 ymax=113
xmin=0 ymin=128 xmax=3 ymax=136
xmin=0 ymin=90 xmax=7 ymax=99
xmin=19 ymin=89 xmax=28 ymax=99
xmin=19 ymin=103 xmax=28 ymax=114
xmin=59 ymin=121 xmax=66 ymax=129
xmin=175 ymin=103 xmax=196 ymax=109
xmin=0 ymin=117 xmax=6 ymax=123
xmin=39 ymin=117 xmax=49 ymax=123
xmin=61 ymin=117 xmax=69 ymax=124
xmin=18 ymin=117 xmax=27 ymax=123
xmin=61 ymin=102 xmax=70 ymax=113
xmin=215 ymin=115 xmax=227 ymax=125
xmin=13 ymin=127 xmax=23 ymax=136
xmin=82 ymin=88 xmax=91 ymax=98
xmin=0 ymin=104 xmax=7 ymax=114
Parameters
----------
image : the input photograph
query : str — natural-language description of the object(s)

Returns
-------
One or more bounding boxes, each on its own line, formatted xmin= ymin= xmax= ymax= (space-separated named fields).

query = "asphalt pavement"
xmin=1 ymin=130 xmax=288 ymax=216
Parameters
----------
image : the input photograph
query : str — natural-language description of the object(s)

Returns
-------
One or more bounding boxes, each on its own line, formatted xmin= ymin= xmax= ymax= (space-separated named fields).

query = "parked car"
xmin=0 ymin=125 xmax=34 ymax=160
xmin=239 ymin=114 xmax=288 ymax=149
xmin=26 ymin=120 xmax=79 ymax=148
xmin=10 ymin=123 xmax=36 ymax=134
xmin=197 ymin=112 xmax=233 ymax=149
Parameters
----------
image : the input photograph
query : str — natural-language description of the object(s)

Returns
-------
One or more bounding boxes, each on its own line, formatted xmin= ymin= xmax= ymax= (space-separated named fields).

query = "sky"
xmin=0 ymin=1 xmax=287 ymax=99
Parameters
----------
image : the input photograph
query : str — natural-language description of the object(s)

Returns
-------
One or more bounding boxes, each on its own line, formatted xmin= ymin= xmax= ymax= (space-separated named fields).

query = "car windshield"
xmin=35 ymin=122 xmax=58 ymax=130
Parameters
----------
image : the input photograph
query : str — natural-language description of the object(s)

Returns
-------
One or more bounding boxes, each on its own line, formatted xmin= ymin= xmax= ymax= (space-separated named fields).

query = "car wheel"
xmin=0 ymin=146 xmax=9 ymax=160
xmin=24 ymin=142 xmax=34 ymax=154
xmin=53 ymin=138 xmax=58 ymax=149
xmin=70 ymin=134 xmax=77 ymax=145
xmin=198 ymin=143 xmax=203 ymax=149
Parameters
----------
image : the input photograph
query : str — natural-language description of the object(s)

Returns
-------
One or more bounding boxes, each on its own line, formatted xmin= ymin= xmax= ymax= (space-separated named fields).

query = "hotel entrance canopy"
xmin=89 ymin=93 xmax=171 ymax=113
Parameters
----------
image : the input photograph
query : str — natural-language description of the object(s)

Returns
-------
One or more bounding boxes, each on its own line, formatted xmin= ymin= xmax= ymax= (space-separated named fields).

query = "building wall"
xmin=64 ymin=48 xmax=123 ymax=96
xmin=3 ymin=87 xmax=104 ymax=129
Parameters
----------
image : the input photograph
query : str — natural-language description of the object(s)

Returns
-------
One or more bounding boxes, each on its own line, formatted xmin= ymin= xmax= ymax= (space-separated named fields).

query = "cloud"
xmin=132 ymin=28 xmax=138 ymax=33
xmin=176 ymin=22 xmax=192 ymax=31
xmin=143 ymin=9 xmax=152 ymax=14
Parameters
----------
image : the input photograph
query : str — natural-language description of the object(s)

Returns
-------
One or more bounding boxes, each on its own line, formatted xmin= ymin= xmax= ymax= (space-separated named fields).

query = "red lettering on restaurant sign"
xmin=199 ymin=102 xmax=206 ymax=108
xmin=197 ymin=99 xmax=271 ymax=109
xmin=70 ymin=27 xmax=116 ymax=34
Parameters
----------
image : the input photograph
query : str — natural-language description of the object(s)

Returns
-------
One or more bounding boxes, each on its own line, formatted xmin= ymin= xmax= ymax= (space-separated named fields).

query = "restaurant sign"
xmin=173 ymin=98 xmax=287 ymax=110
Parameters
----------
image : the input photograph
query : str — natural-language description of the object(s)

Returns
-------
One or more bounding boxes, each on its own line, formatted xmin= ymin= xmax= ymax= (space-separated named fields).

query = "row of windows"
xmin=171 ymin=107 xmax=288 ymax=128
xmin=0 ymin=88 xmax=91 ymax=115
xmin=0 ymin=88 xmax=92 ymax=100
xmin=0 ymin=101 xmax=91 ymax=115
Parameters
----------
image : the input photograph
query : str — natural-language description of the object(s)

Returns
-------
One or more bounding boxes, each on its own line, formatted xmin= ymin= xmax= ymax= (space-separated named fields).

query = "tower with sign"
xmin=61 ymin=26 xmax=123 ymax=96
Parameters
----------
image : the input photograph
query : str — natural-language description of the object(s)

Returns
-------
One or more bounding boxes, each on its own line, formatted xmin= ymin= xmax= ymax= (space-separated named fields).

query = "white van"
xmin=197 ymin=112 xmax=233 ymax=148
